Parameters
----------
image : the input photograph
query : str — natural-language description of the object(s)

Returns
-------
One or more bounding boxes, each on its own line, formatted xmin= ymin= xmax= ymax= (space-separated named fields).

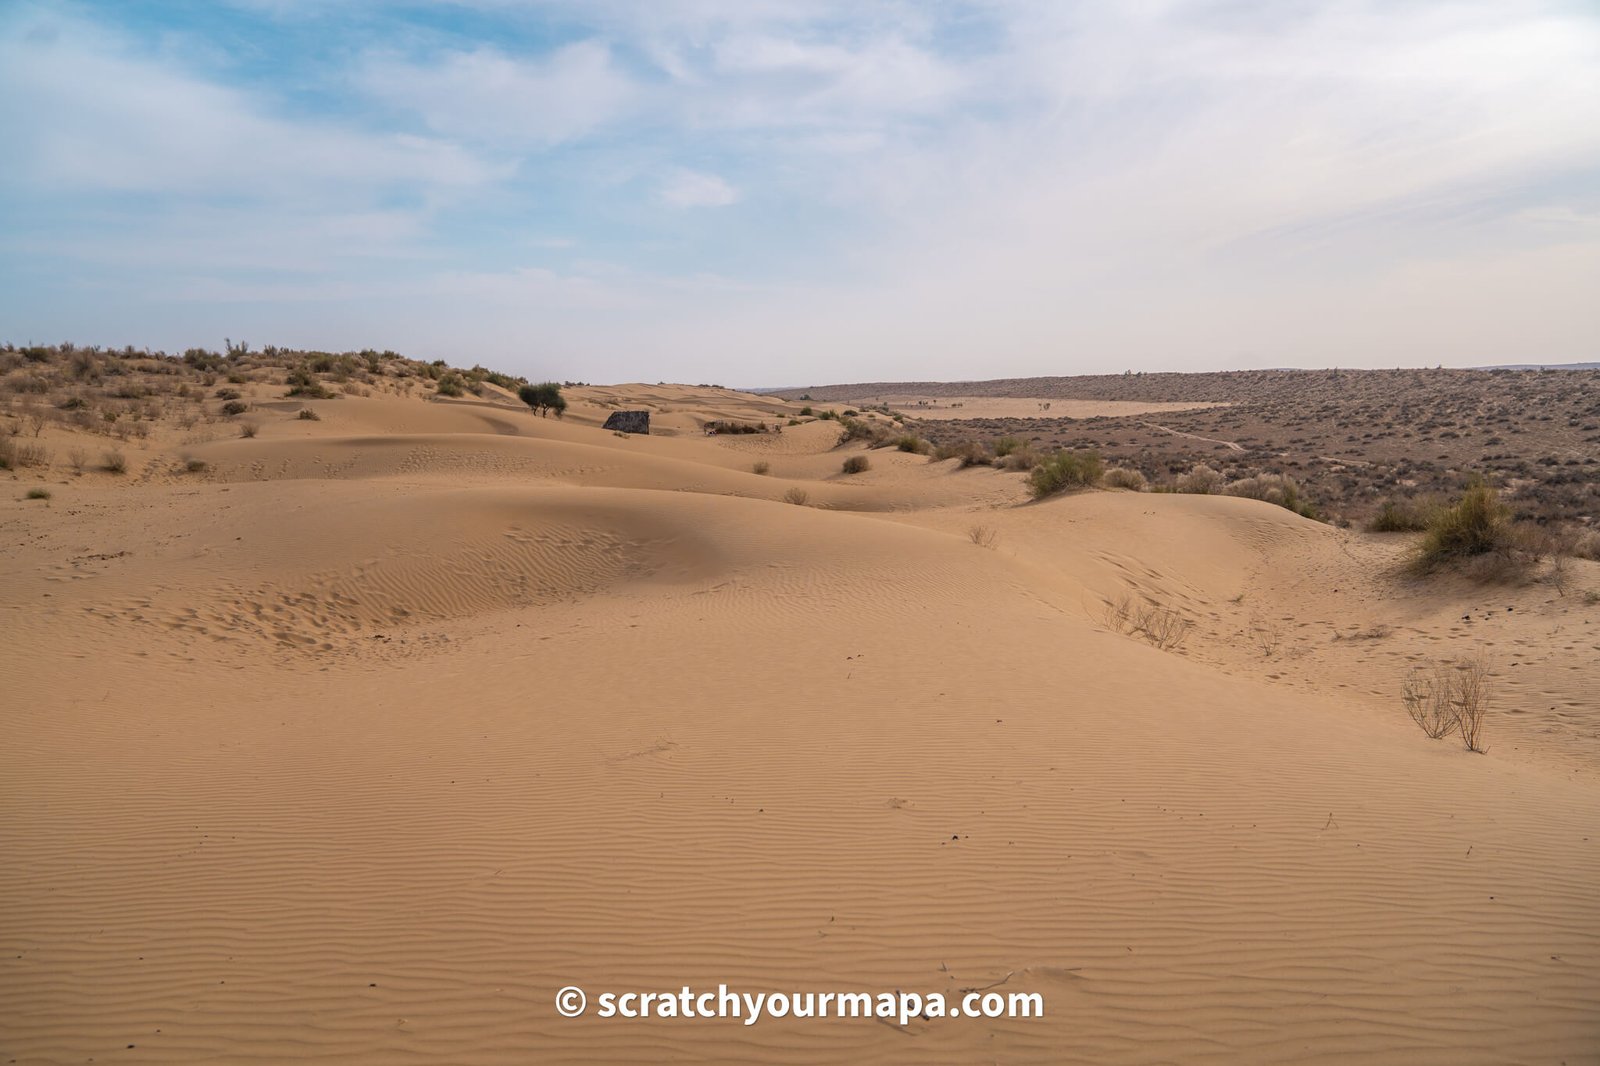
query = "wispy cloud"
xmin=658 ymin=169 xmax=739 ymax=208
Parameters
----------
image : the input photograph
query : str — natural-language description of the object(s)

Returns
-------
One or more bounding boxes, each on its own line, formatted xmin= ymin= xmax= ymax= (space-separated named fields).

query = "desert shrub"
xmin=435 ymin=373 xmax=465 ymax=397
xmin=800 ymin=406 xmax=813 ymax=416
xmin=184 ymin=457 xmax=207 ymax=473
xmin=1403 ymin=656 xmax=1492 ymax=751
xmin=1027 ymin=449 xmax=1103 ymax=499
xmin=1573 ymin=529 xmax=1600 ymax=561
xmin=67 ymin=448 xmax=87 ymax=473
xmin=836 ymin=416 xmax=883 ymax=444
xmin=841 ymin=455 xmax=870 ymax=475
xmin=1174 ymin=463 xmax=1224 ymax=494
xmin=239 ymin=422 xmax=259 ymax=438
xmin=1417 ymin=480 xmax=1512 ymax=569
xmin=1102 ymin=466 xmax=1147 ymax=491
xmin=1367 ymin=499 xmax=1433 ymax=532
xmin=297 ymin=408 xmax=320 ymax=420
xmin=103 ymin=450 xmax=126 ymax=474
xmin=992 ymin=436 xmax=1025 ymax=457
xmin=997 ymin=446 xmax=1039 ymax=472
xmin=933 ymin=440 xmax=992 ymax=467
xmin=7 ymin=441 xmax=50 ymax=468
xmin=214 ymin=388 xmax=241 ymax=400
xmin=220 ymin=400 xmax=248 ymax=416
xmin=285 ymin=368 xmax=334 ymax=398
xmin=752 ymin=461 xmax=770 ymax=476
xmin=710 ymin=420 xmax=765 ymax=434
xmin=783 ymin=487 xmax=810 ymax=506
xmin=1103 ymin=592 xmax=1192 ymax=650
xmin=968 ymin=524 xmax=997 ymax=549
xmin=27 ymin=487 xmax=51 ymax=500
xmin=890 ymin=435 xmax=931 ymax=455
xmin=518 ymin=382 xmax=566 ymax=417
xmin=1225 ymin=472 xmax=1316 ymax=518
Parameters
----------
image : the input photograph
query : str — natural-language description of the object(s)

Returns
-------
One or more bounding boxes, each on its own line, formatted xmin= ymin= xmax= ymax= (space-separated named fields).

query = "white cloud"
xmin=0 ymin=13 xmax=496 ymax=199
xmin=658 ymin=168 xmax=740 ymax=208
xmin=355 ymin=41 xmax=637 ymax=147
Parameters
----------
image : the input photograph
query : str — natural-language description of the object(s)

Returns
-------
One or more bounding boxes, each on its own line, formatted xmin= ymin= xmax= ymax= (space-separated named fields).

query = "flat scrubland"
xmin=3 ymin=345 xmax=1599 ymax=1065
xmin=785 ymin=368 xmax=1600 ymax=526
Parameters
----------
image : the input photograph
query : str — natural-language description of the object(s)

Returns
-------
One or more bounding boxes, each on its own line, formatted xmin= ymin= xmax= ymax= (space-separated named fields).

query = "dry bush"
xmin=1453 ymin=655 xmax=1493 ymax=753
xmin=841 ymin=455 xmax=870 ymax=475
xmin=67 ymin=447 xmax=87 ymax=474
xmin=26 ymin=487 xmax=51 ymax=500
xmin=5 ymin=441 xmax=51 ymax=468
xmin=1225 ymin=472 xmax=1316 ymax=518
xmin=1138 ymin=605 xmax=1192 ymax=650
xmin=1250 ymin=616 xmax=1283 ymax=657
xmin=1401 ymin=664 xmax=1458 ymax=739
xmin=1103 ymin=592 xmax=1192 ymax=650
xmin=1572 ymin=529 xmax=1600 ymax=561
xmin=1102 ymin=466 xmax=1147 ymax=491
xmin=1174 ymin=463 xmax=1224 ymax=494
xmin=968 ymin=524 xmax=998 ymax=549
xmin=102 ymin=449 xmax=126 ymax=474
xmin=239 ymin=422 xmax=259 ymax=439
xmin=752 ymin=461 xmax=770 ymax=476
xmin=1401 ymin=655 xmax=1492 ymax=751
xmin=297 ymin=408 xmax=320 ymax=421
xmin=783 ymin=487 xmax=810 ymax=506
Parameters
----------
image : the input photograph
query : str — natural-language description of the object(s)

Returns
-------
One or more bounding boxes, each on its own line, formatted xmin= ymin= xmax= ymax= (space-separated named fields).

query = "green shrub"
xmin=1367 ymin=499 xmax=1432 ymax=532
xmin=992 ymin=436 xmax=1025 ymax=457
xmin=1417 ymin=480 xmax=1512 ymax=569
xmin=435 ymin=373 xmax=465 ymax=397
xmin=933 ymin=440 xmax=991 ymax=467
xmin=890 ymin=435 xmax=931 ymax=455
xmin=26 ymin=487 xmax=50 ymax=500
xmin=841 ymin=455 xmax=870 ymax=475
xmin=1027 ymin=449 xmax=1104 ymax=498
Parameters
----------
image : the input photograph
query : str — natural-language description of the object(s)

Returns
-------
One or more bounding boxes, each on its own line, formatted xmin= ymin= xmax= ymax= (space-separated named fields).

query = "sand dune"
xmin=3 ymin=382 xmax=1598 ymax=1064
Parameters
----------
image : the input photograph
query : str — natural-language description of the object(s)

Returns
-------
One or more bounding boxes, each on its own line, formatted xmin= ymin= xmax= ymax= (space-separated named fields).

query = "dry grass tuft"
xmin=967 ymin=524 xmax=998 ymax=549
xmin=782 ymin=487 xmax=810 ymax=506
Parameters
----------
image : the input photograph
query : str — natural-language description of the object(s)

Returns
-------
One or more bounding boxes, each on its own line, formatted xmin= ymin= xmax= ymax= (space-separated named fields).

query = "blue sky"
xmin=2 ymin=0 xmax=1597 ymax=385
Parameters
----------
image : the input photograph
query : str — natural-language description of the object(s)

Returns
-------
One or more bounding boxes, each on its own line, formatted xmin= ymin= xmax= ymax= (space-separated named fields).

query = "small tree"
xmin=518 ymin=382 xmax=567 ymax=418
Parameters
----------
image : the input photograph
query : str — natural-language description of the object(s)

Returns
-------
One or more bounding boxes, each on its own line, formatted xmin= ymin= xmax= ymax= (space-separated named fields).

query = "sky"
xmin=1 ymin=1 xmax=1597 ymax=386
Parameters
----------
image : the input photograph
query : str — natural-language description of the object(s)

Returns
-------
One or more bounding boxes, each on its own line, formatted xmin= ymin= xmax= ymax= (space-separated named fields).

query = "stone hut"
xmin=602 ymin=410 xmax=651 ymax=435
